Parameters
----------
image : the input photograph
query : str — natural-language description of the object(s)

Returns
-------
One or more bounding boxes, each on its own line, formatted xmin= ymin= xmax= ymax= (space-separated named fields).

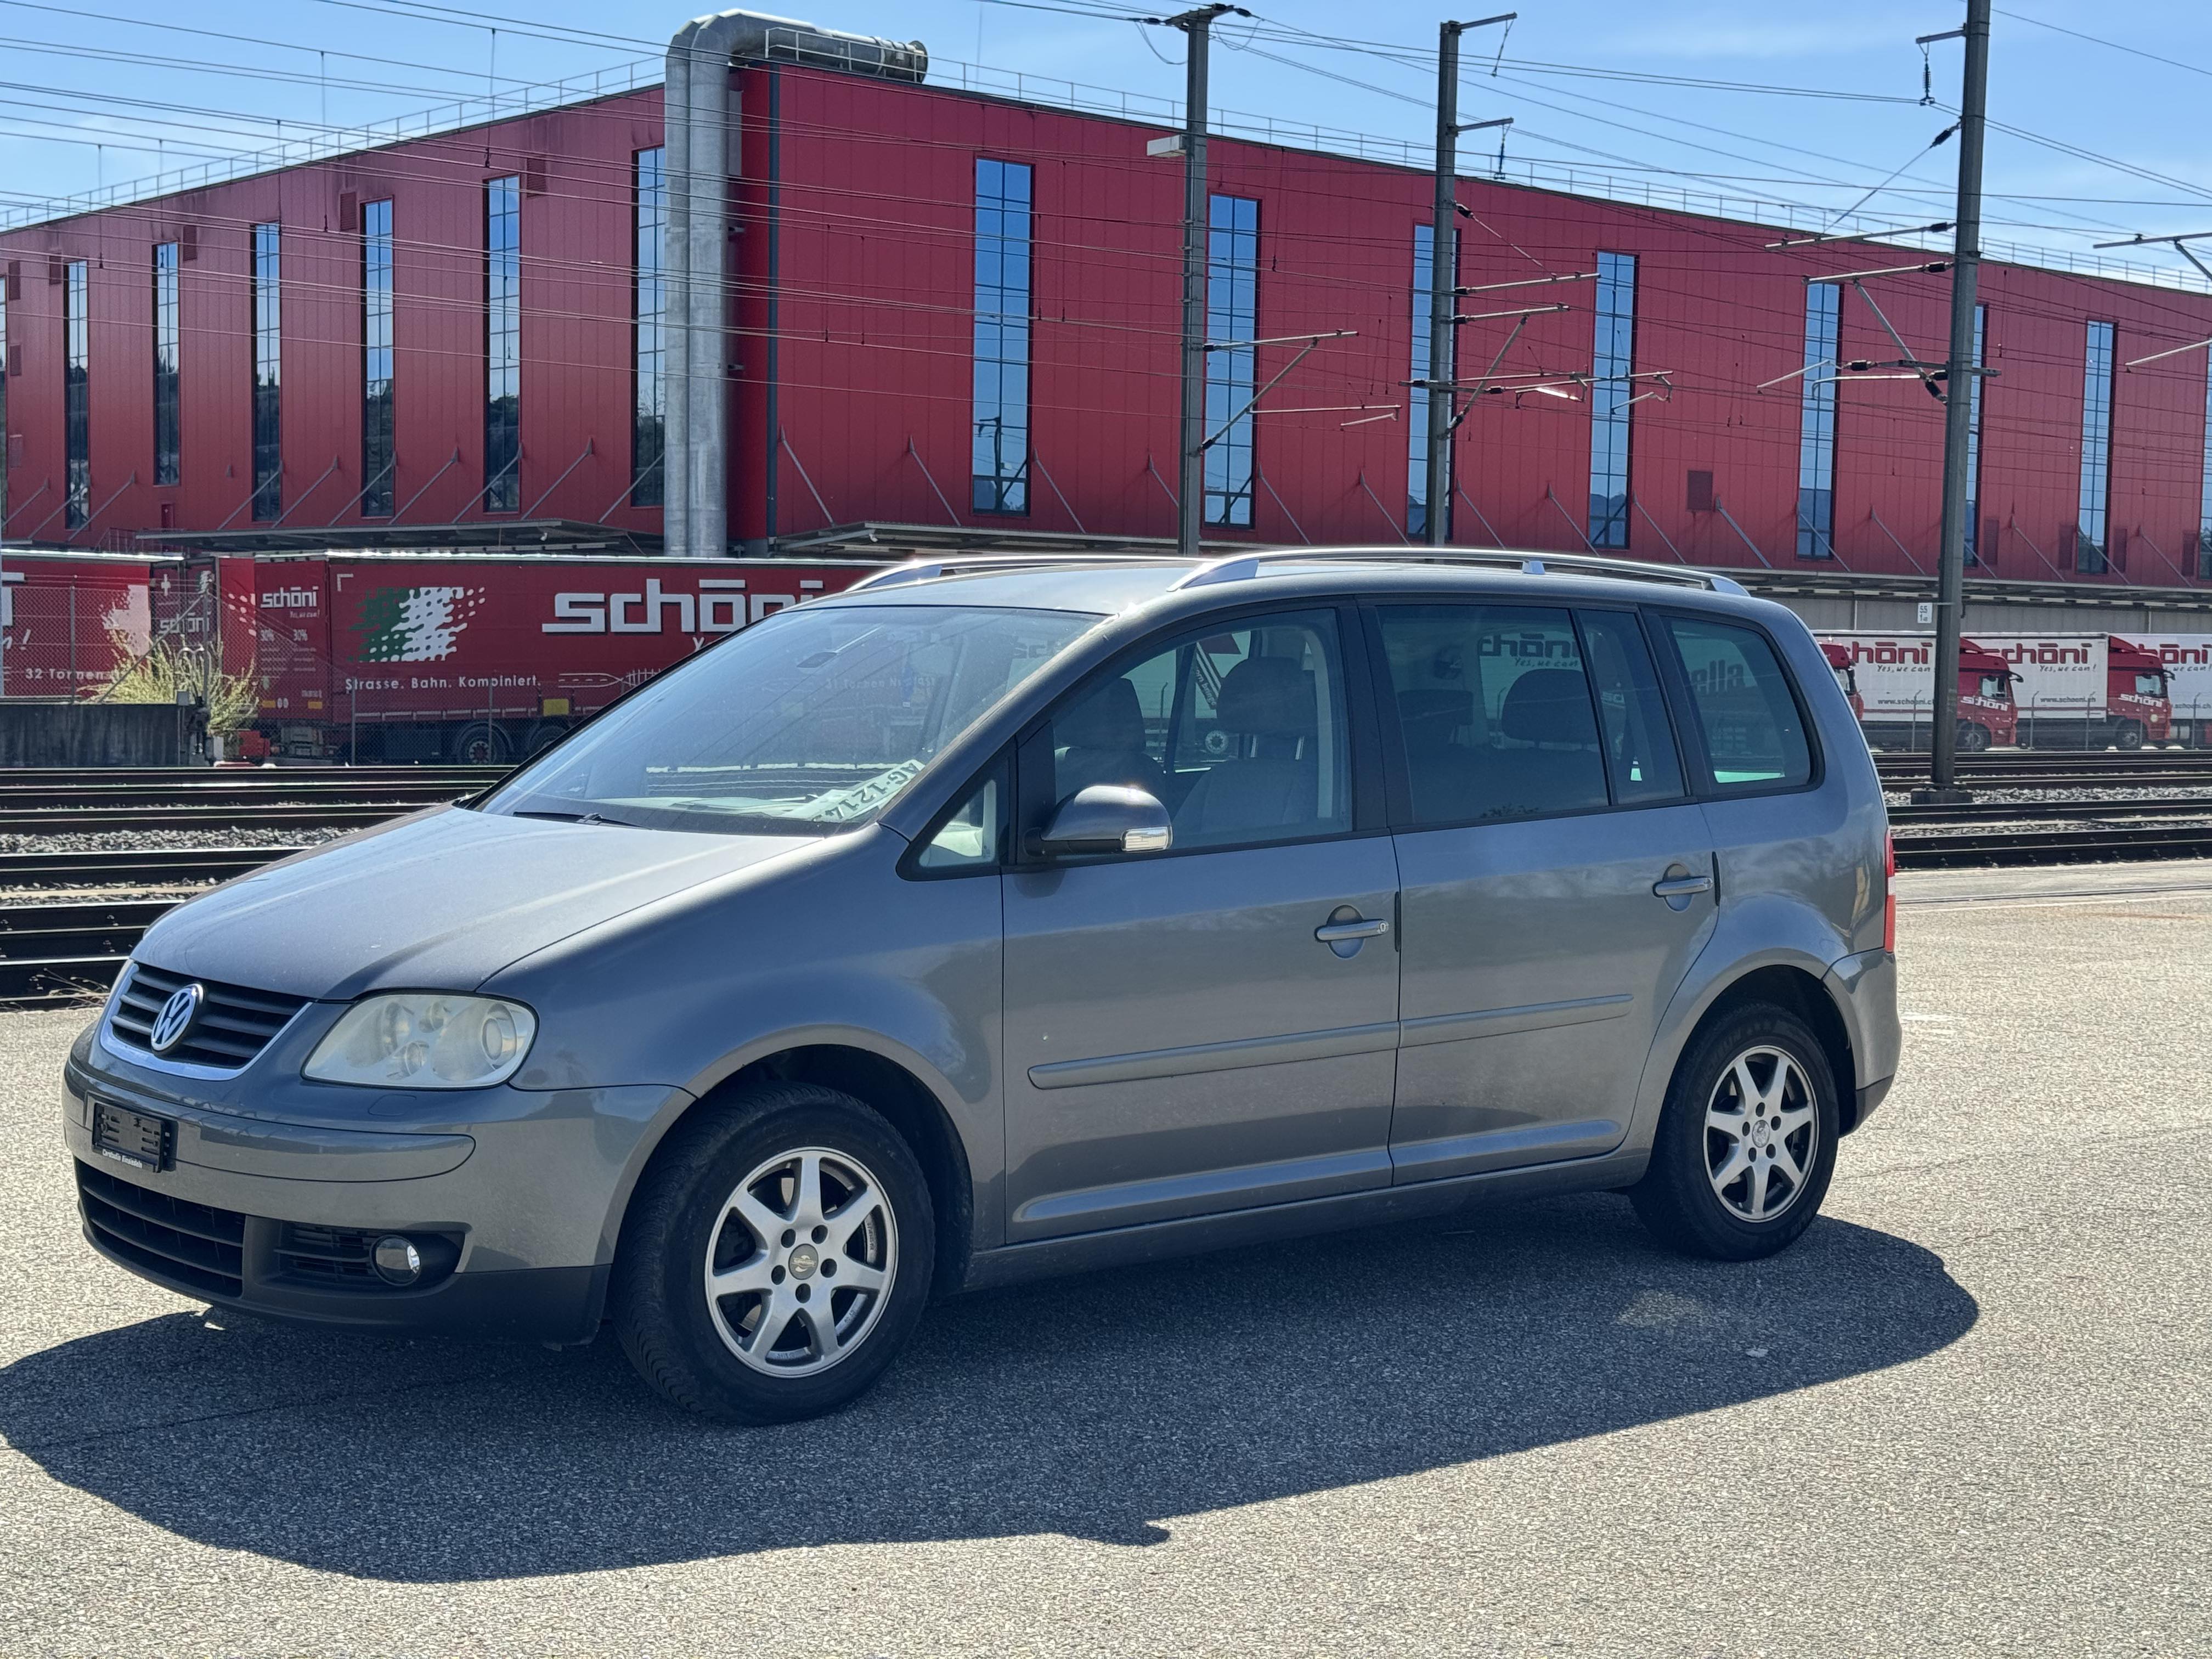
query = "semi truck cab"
xmin=1821 ymin=641 xmax=1864 ymax=720
xmin=2107 ymin=636 xmax=2172 ymax=746
xmin=1956 ymin=641 xmax=2019 ymax=751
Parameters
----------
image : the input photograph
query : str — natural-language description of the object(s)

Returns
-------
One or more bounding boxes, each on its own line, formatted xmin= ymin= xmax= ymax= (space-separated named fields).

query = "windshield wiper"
xmin=511 ymin=809 xmax=637 ymax=828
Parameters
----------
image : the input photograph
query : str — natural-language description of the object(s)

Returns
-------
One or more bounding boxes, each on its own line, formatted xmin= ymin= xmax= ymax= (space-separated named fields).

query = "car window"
xmin=914 ymin=770 xmax=1003 ymax=871
xmin=1661 ymin=615 xmax=1814 ymax=792
xmin=1577 ymin=610 xmax=1684 ymax=804
xmin=484 ymin=603 xmax=1092 ymax=835
xmin=1377 ymin=604 xmax=1609 ymax=826
xmin=1041 ymin=610 xmax=1351 ymax=850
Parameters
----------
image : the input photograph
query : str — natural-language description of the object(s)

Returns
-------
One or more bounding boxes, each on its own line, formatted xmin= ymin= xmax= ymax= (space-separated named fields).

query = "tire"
xmin=521 ymin=719 xmax=568 ymax=758
xmin=450 ymin=721 xmax=514 ymax=765
xmin=2116 ymin=720 xmax=2145 ymax=751
xmin=1957 ymin=720 xmax=1990 ymax=754
xmin=613 ymin=1083 xmax=935 ymax=1424
xmin=1630 ymin=1003 xmax=1840 ymax=1261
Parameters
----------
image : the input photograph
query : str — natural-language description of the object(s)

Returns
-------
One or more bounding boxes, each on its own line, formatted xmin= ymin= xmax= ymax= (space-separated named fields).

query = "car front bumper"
xmin=63 ymin=1040 xmax=689 ymax=1345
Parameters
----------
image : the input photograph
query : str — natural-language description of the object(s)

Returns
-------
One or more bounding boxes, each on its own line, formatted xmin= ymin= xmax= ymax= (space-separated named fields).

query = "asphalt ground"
xmin=1 ymin=861 xmax=2206 ymax=1657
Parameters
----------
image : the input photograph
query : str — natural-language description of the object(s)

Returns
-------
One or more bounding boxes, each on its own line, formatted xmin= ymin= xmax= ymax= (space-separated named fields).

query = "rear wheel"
xmin=450 ymin=721 xmax=512 ymax=765
xmin=613 ymin=1084 xmax=935 ymax=1423
xmin=521 ymin=719 xmax=568 ymax=758
xmin=1632 ymin=1003 xmax=1839 ymax=1261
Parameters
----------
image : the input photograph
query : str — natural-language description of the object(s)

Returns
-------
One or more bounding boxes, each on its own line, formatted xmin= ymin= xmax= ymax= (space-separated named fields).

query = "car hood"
xmin=132 ymin=805 xmax=826 ymax=1000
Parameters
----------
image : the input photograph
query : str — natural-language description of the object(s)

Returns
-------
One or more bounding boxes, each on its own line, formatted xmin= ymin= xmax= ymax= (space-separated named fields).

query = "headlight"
xmin=304 ymin=994 xmax=537 ymax=1089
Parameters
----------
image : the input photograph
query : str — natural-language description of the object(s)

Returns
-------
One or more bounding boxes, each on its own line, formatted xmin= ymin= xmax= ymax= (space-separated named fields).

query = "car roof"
xmin=813 ymin=547 xmax=1760 ymax=628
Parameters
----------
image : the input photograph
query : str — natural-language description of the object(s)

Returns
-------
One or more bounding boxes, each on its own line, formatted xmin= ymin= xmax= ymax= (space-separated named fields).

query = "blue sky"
xmin=6 ymin=0 xmax=2212 ymax=278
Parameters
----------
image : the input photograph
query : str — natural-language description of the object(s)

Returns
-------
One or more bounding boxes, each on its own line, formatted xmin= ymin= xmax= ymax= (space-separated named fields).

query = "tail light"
xmin=1883 ymin=832 xmax=1897 ymax=955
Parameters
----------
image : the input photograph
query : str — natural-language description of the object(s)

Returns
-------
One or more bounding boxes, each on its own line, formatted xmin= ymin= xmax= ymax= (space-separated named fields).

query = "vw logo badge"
xmin=149 ymin=983 xmax=205 ymax=1054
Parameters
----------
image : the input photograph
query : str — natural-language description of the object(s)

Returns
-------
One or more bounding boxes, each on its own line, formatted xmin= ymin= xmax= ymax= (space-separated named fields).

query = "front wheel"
xmin=2115 ymin=720 xmax=2145 ymax=751
xmin=1631 ymin=1003 xmax=1839 ymax=1261
xmin=613 ymin=1084 xmax=935 ymax=1423
xmin=1957 ymin=719 xmax=1991 ymax=753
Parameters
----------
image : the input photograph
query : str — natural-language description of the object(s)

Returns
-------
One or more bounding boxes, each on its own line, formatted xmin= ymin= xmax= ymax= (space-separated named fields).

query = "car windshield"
xmin=481 ymin=602 xmax=1097 ymax=834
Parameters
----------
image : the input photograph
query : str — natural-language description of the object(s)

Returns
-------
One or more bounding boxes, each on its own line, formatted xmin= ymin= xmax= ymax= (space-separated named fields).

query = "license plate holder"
xmin=92 ymin=1101 xmax=175 ymax=1172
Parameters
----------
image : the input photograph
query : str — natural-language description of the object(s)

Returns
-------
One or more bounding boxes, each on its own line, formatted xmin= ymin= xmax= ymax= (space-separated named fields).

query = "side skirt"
xmin=956 ymin=1148 xmax=1652 ymax=1293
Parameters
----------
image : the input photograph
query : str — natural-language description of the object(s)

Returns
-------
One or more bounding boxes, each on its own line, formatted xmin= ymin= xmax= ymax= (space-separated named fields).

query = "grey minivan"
xmin=63 ymin=549 xmax=1898 ymax=1423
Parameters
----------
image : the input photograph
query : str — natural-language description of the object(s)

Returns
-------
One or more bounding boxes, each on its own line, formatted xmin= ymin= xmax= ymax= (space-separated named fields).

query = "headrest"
xmin=1498 ymin=669 xmax=1598 ymax=746
xmin=1398 ymin=688 xmax=1473 ymax=751
xmin=1216 ymin=657 xmax=1314 ymax=737
xmin=1058 ymin=676 xmax=1147 ymax=752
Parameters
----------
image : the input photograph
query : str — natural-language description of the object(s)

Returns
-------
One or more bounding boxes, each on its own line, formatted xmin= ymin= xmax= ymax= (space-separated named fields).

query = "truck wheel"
xmin=450 ymin=721 xmax=512 ymax=765
xmin=1630 ymin=1002 xmax=1839 ymax=1262
xmin=613 ymin=1082 xmax=935 ymax=1424
xmin=1957 ymin=720 xmax=1990 ymax=753
xmin=521 ymin=720 xmax=568 ymax=757
xmin=2116 ymin=720 xmax=2145 ymax=751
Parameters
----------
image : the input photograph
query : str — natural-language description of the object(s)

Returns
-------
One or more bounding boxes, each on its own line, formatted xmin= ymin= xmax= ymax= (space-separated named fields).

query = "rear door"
xmin=1377 ymin=602 xmax=1717 ymax=1182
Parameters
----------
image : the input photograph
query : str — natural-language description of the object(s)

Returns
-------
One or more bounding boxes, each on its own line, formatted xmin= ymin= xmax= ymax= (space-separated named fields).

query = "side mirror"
xmin=1034 ymin=784 xmax=1173 ymax=857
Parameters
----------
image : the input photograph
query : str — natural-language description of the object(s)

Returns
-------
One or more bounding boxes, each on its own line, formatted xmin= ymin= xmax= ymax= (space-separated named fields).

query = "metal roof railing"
xmin=843 ymin=545 xmax=1751 ymax=596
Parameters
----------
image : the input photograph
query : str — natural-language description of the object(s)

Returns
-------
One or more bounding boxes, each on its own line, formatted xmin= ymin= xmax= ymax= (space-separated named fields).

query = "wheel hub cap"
xmin=701 ymin=1147 xmax=898 ymax=1378
xmin=1703 ymin=1045 xmax=1818 ymax=1223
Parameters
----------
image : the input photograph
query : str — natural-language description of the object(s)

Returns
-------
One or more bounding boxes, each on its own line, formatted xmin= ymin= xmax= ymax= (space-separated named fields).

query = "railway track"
xmin=0 ymin=766 xmax=502 ymax=834
xmin=1889 ymin=795 xmax=2212 ymax=826
xmin=1874 ymin=752 xmax=2212 ymax=789
xmin=0 ymin=759 xmax=2208 ymax=1005
xmin=1891 ymin=822 xmax=2212 ymax=868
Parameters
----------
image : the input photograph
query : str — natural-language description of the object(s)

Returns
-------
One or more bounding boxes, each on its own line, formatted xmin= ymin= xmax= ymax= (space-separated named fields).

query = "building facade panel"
xmin=6 ymin=57 xmax=2212 ymax=595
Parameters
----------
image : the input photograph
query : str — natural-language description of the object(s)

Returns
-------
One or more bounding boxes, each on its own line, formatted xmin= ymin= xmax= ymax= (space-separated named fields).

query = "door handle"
xmin=1315 ymin=917 xmax=1390 ymax=942
xmin=1651 ymin=874 xmax=1713 ymax=898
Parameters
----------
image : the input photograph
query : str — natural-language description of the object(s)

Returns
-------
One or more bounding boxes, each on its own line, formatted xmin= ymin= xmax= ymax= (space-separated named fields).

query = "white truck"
xmin=1972 ymin=634 xmax=2172 ymax=751
xmin=1815 ymin=632 xmax=2019 ymax=752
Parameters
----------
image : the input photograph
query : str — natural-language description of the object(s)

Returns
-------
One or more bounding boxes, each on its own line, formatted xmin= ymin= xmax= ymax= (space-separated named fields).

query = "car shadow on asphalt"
xmin=0 ymin=1192 xmax=1976 ymax=1580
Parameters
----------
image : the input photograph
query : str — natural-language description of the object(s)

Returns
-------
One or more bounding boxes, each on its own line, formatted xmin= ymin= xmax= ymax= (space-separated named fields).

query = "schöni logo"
xmin=544 ymin=578 xmax=820 ymax=635
xmin=260 ymin=587 xmax=319 ymax=610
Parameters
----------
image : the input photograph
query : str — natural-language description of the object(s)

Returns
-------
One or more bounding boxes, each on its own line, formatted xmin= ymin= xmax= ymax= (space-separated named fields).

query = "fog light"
xmin=372 ymin=1234 xmax=423 ymax=1286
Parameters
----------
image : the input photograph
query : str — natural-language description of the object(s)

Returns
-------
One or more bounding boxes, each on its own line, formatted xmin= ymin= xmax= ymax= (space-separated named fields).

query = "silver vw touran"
xmin=64 ymin=550 xmax=1899 ymax=1423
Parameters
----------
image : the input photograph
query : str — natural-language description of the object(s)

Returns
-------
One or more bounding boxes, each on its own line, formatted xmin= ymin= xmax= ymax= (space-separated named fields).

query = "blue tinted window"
xmin=633 ymin=150 xmax=664 ymax=509
xmin=972 ymin=158 xmax=1031 ymax=515
xmin=1409 ymin=222 xmax=1455 ymax=537
xmin=484 ymin=177 xmax=520 ymax=513
xmin=2076 ymin=320 xmax=2114 ymax=573
xmin=362 ymin=201 xmax=394 ymax=516
xmin=1796 ymin=282 xmax=1839 ymax=560
xmin=251 ymin=226 xmax=280 ymax=521
xmin=1206 ymin=194 xmax=1259 ymax=528
xmin=1587 ymin=251 xmax=1635 ymax=549
xmin=153 ymin=244 xmax=179 ymax=487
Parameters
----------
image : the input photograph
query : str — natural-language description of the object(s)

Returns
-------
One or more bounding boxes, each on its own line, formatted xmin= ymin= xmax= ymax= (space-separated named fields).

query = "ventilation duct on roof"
xmin=663 ymin=10 xmax=927 ymax=556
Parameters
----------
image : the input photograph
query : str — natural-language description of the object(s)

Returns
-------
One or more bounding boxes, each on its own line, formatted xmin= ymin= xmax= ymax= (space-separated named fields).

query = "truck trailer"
xmin=234 ymin=552 xmax=891 ymax=761
xmin=1974 ymin=634 xmax=2172 ymax=750
xmin=1814 ymin=632 xmax=2019 ymax=752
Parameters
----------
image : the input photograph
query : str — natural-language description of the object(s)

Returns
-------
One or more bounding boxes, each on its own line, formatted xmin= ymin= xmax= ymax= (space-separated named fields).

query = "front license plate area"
xmin=92 ymin=1101 xmax=174 ymax=1172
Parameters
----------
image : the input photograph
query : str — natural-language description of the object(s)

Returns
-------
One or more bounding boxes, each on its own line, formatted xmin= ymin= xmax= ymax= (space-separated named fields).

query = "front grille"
xmin=274 ymin=1222 xmax=379 ymax=1285
xmin=109 ymin=961 xmax=310 ymax=1070
xmin=76 ymin=1159 xmax=245 ymax=1299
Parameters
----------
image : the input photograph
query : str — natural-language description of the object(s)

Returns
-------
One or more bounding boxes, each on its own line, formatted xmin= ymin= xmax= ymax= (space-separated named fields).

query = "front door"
xmin=1374 ymin=602 xmax=1717 ymax=1182
xmin=1000 ymin=607 xmax=1401 ymax=1243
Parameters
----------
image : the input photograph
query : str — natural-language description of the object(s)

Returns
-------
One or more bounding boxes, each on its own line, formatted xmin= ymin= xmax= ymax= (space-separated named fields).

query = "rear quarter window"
xmin=1661 ymin=615 xmax=1814 ymax=793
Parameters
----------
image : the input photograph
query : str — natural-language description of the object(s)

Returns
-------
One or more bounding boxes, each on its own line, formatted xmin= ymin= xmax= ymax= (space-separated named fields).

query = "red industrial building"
xmin=5 ymin=9 xmax=2212 ymax=603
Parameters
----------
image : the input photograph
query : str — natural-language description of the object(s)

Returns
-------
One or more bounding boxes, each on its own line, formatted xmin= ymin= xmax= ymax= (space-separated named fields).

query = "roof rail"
xmin=1169 ymin=546 xmax=1750 ymax=595
xmin=842 ymin=551 xmax=1188 ymax=592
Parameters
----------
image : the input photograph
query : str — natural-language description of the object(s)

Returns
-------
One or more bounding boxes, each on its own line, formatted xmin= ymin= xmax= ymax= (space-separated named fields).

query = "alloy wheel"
xmin=701 ymin=1147 xmax=898 ymax=1376
xmin=1704 ymin=1046 xmax=1819 ymax=1223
